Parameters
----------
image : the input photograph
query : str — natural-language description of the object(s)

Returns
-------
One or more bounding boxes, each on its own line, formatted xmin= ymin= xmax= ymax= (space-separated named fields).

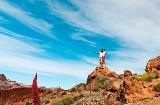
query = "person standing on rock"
xmin=102 ymin=49 xmax=106 ymax=67
xmin=95 ymin=49 xmax=106 ymax=67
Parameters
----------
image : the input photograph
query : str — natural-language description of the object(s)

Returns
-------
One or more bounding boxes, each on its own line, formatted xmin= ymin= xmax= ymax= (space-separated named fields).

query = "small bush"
xmin=130 ymin=76 xmax=137 ymax=81
xmin=50 ymin=95 xmax=56 ymax=99
xmin=95 ymin=76 xmax=111 ymax=89
xmin=52 ymin=97 xmax=73 ymax=105
xmin=70 ymin=87 xmax=76 ymax=92
xmin=73 ymin=94 xmax=84 ymax=101
xmin=25 ymin=102 xmax=32 ymax=105
xmin=137 ymin=72 xmax=156 ymax=81
xmin=52 ymin=94 xmax=84 ymax=105
xmin=41 ymin=93 xmax=56 ymax=104
xmin=154 ymin=83 xmax=160 ymax=92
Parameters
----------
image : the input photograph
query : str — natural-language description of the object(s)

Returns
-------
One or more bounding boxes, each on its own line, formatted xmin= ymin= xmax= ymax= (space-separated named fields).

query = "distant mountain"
xmin=0 ymin=74 xmax=30 ymax=90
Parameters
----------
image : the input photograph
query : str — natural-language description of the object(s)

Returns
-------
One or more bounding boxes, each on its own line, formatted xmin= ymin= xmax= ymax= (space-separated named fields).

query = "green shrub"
xmin=41 ymin=93 xmax=56 ymax=103
xmin=25 ymin=102 xmax=32 ymax=105
xmin=137 ymin=72 xmax=156 ymax=81
xmin=73 ymin=94 xmax=84 ymax=101
xmin=52 ymin=97 xmax=73 ymax=105
xmin=70 ymin=87 xmax=76 ymax=92
xmin=154 ymin=83 xmax=160 ymax=92
xmin=52 ymin=94 xmax=84 ymax=105
xmin=130 ymin=76 xmax=138 ymax=81
xmin=94 ymin=76 xmax=111 ymax=89
xmin=50 ymin=95 xmax=56 ymax=99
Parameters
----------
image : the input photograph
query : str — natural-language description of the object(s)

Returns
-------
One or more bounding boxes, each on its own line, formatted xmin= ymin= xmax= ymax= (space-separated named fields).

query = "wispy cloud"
xmin=0 ymin=51 xmax=94 ymax=78
xmin=0 ymin=1 xmax=55 ymax=39
xmin=46 ymin=0 xmax=160 ymax=73
xmin=78 ymin=55 xmax=98 ymax=65
xmin=0 ymin=29 xmax=94 ymax=79
xmin=46 ymin=0 xmax=160 ymax=49
xmin=71 ymin=34 xmax=96 ymax=47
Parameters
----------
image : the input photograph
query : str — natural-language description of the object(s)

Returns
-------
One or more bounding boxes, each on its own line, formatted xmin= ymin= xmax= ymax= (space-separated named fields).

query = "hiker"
xmin=103 ymin=49 xmax=106 ymax=67
xmin=95 ymin=49 xmax=106 ymax=67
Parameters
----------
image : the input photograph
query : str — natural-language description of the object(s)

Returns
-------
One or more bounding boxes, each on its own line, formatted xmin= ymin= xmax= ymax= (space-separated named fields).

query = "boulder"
xmin=106 ymin=80 xmax=121 ymax=91
xmin=124 ymin=70 xmax=132 ymax=77
xmin=122 ymin=78 xmax=156 ymax=103
xmin=146 ymin=56 xmax=160 ymax=72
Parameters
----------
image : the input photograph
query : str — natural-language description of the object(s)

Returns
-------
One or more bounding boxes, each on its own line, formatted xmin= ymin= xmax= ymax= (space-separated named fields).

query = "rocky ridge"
xmin=0 ymin=74 xmax=30 ymax=90
xmin=1 ymin=56 xmax=160 ymax=105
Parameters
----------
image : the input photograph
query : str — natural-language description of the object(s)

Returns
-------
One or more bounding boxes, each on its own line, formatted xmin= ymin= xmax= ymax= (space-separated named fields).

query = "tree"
xmin=32 ymin=73 xmax=40 ymax=105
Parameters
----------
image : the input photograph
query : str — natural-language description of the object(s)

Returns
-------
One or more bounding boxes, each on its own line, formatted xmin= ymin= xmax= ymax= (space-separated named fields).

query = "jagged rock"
xmin=11 ymin=83 xmax=21 ymax=89
xmin=122 ymin=78 xmax=156 ymax=103
xmin=86 ymin=66 xmax=112 ymax=85
xmin=0 ymin=74 xmax=27 ymax=90
xmin=74 ymin=83 xmax=86 ymax=91
xmin=0 ymin=74 xmax=6 ymax=81
xmin=106 ymin=80 xmax=121 ymax=91
xmin=146 ymin=56 xmax=160 ymax=72
xmin=124 ymin=70 xmax=132 ymax=77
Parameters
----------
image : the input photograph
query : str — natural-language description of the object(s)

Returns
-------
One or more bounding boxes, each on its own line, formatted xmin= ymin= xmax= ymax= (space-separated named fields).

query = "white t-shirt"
xmin=99 ymin=52 xmax=105 ymax=57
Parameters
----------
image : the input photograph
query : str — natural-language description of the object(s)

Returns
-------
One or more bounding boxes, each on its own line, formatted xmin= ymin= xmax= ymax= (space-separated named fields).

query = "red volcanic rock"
xmin=122 ymin=78 xmax=156 ymax=103
xmin=146 ymin=56 xmax=160 ymax=72
xmin=124 ymin=70 xmax=132 ymax=77
xmin=86 ymin=66 xmax=112 ymax=85
xmin=0 ymin=74 xmax=6 ymax=81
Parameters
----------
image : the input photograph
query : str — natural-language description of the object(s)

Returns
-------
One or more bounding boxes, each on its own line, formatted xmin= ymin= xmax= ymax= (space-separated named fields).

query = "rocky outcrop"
xmin=0 ymin=74 xmax=27 ymax=90
xmin=87 ymin=66 xmax=115 ymax=85
xmin=124 ymin=70 xmax=132 ymax=77
xmin=0 ymin=74 xmax=6 ymax=81
xmin=122 ymin=78 xmax=155 ymax=103
xmin=146 ymin=56 xmax=160 ymax=72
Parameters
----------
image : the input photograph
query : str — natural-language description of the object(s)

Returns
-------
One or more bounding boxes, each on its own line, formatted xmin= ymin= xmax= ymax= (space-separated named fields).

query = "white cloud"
xmin=0 ymin=51 xmax=94 ymax=78
xmin=78 ymin=55 xmax=98 ymax=65
xmin=46 ymin=0 xmax=160 ymax=73
xmin=46 ymin=0 xmax=160 ymax=49
xmin=0 ymin=33 xmax=44 ymax=53
xmin=0 ymin=29 xmax=95 ymax=79
xmin=71 ymin=34 xmax=96 ymax=47
xmin=0 ymin=1 xmax=55 ymax=39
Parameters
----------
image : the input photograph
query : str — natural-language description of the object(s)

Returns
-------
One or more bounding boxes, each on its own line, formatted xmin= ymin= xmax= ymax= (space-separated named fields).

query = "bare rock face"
xmin=124 ymin=70 xmax=132 ymax=77
xmin=146 ymin=56 xmax=160 ymax=72
xmin=0 ymin=74 xmax=6 ymax=81
xmin=122 ymin=78 xmax=155 ymax=103
xmin=0 ymin=74 xmax=24 ymax=90
xmin=86 ymin=66 xmax=112 ymax=85
xmin=73 ymin=83 xmax=86 ymax=91
xmin=106 ymin=80 xmax=121 ymax=91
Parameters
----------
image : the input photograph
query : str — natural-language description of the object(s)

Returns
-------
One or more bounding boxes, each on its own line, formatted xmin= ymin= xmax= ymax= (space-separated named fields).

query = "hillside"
xmin=1 ymin=56 xmax=160 ymax=105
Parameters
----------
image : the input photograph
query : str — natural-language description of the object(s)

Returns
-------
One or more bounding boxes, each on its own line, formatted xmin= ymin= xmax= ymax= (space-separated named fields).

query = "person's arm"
xmin=95 ymin=52 xmax=99 ymax=54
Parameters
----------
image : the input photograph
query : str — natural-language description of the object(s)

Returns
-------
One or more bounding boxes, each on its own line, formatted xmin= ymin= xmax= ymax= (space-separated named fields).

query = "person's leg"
xmin=99 ymin=57 xmax=102 ymax=67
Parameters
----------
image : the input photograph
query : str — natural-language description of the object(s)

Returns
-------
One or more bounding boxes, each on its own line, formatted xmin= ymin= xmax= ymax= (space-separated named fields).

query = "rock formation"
xmin=0 ymin=74 xmax=6 ymax=81
xmin=1 ymin=56 xmax=160 ymax=105
xmin=146 ymin=56 xmax=160 ymax=72
xmin=0 ymin=74 xmax=28 ymax=90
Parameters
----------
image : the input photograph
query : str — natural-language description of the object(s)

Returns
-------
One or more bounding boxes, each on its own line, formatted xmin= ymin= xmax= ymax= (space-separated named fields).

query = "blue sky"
xmin=0 ymin=0 xmax=160 ymax=89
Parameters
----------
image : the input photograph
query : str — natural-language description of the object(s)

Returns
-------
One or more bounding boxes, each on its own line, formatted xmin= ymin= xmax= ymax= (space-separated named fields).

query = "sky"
xmin=0 ymin=0 xmax=160 ymax=89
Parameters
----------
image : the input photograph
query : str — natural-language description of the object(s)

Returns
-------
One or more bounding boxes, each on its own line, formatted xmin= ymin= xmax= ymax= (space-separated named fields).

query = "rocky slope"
xmin=1 ymin=56 xmax=160 ymax=105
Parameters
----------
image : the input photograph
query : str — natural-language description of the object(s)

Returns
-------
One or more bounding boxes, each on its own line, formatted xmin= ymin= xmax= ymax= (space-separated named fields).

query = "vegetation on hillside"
xmin=94 ymin=76 xmax=112 ymax=89
xmin=137 ymin=72 xmax=156 ymax=81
